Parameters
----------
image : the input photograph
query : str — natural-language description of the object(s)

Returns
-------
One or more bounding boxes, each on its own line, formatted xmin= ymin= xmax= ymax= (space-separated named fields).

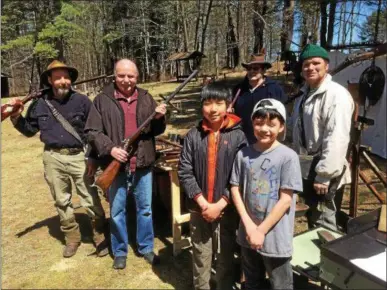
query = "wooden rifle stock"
xmin=94 ymin=69 xmax=199 ymax=193
xmin=1 ymin=89 xmax=50 ymax=121
xmin=94 ymin=159 xmax=122 ymax=193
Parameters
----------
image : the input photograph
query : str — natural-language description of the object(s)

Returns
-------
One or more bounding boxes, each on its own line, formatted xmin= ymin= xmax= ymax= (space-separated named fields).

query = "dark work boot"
xmin=62 ymin=219 xmax=81 ymax=258
xmin=91 ymin=217 xmax=109 ymax=257
xmin=63 ymin=242 xmax=80 ymax=258
xmin=61 ymin=217 xmax=81 ymax=258
xmin=113 ymin=256 xmax=127 ymax=269
xmin=143 ymin=252 xmax=160 ymax=265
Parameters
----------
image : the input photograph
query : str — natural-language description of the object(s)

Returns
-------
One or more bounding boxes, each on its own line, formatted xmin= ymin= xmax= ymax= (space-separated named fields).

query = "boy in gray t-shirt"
xmin=230 ymin=99 xmax=302 ymax=290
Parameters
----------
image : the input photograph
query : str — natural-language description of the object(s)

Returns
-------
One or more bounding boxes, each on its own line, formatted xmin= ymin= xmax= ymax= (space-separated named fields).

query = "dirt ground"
xmin=1 ymin=76 xmax=385 ymax=289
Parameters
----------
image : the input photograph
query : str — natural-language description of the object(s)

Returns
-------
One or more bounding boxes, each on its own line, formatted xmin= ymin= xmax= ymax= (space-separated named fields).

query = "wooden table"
xmin=155 ymin=162 xmax=191 ymax=256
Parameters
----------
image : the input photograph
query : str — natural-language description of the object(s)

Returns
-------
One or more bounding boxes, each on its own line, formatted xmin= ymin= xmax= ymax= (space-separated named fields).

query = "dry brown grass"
xmin=1 ymin=78 xmax=385 ymax=289
xmin=1 ymin=84 xmax=199 ymax=289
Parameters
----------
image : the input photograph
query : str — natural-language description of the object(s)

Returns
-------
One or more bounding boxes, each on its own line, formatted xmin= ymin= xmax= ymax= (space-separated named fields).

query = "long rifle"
xmin=227 ymin=88 xmax=241 ymax=112
xmin=1 ymin=74 xmax=114 ymax=122
xmin=94 ymin=70 xmax=199 ymax=193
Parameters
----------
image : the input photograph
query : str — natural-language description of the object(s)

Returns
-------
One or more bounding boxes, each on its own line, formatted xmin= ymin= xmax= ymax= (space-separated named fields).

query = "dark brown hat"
xmin=40 ymin=60 xmax=78 ymax=87
xmin=242 ymin=51 xmax=272 ymax=69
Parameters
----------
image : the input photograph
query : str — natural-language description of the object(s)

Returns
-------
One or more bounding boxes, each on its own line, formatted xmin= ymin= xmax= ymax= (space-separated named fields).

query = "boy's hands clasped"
xmin=202 ymin=202 xmax=223 ymax=222
xmin=196 ymin=195 xmax=227 ymax=222
xmin=245 ymin=222 xmax=266 ymax=250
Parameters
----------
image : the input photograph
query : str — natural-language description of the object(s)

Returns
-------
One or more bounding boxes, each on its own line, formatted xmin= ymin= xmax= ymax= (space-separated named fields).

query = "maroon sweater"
xmin=114 ymin=89 xmax=138 ymax=172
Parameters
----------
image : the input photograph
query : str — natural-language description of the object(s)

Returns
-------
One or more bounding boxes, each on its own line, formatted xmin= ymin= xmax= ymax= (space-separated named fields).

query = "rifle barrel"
xmin=162 ymin=70 xmax=199 ymax=104
xmin=74 ymin=74 xmax=114 ymax=85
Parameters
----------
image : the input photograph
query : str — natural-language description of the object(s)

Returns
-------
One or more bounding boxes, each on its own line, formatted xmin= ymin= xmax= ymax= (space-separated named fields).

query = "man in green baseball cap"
xmin=299 ymin=44 xmax=330 ymax=88
xmin=290 ymin=44 xmax=354 ymax=231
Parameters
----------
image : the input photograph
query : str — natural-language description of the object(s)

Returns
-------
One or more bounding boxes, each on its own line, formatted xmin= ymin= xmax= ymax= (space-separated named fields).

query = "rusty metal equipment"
xmin=348 ymin=66 xmax=386 ymax=217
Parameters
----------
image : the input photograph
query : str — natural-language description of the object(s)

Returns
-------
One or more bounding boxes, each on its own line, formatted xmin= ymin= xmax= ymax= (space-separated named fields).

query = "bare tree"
xmin=253 ymin=0 xmax=268 ymax=53
xmin=320 ymin=0 xmax=328 ymax=48
xmin=327 ymin=0 xmax=337 ymax=47
xmin=226 ymin=2 xmax=239 ymax=68
xmin=281 ymin=0 xmax=295 ymax=52
xmin=199 ymin=0 xmax=213 ymax=54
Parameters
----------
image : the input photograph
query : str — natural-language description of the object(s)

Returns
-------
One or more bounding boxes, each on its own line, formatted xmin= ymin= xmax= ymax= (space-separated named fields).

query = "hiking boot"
xmin=95 ymin=239 xmax=109 ymax=257
xmin=143 ymin=252 xmax=160 ymax=265
xmin=63 ymin=242 xmax=80 ymax=258
xmin=113 ymin=256 xmax=127 ymax=270
xmin=91 ymin=217 xmax=109 ymax=257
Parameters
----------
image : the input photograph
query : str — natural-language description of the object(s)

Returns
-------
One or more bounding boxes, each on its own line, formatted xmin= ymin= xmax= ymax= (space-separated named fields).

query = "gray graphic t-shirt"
xmin=230 ymin=143 xmax=303 ymax=257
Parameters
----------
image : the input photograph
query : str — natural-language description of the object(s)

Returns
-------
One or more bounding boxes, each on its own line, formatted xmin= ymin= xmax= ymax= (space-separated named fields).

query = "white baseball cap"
xmin=251 ymin=98 xmax=287 ymax=141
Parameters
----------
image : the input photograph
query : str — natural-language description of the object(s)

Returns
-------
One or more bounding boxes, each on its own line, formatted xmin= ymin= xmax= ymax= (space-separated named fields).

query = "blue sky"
xmin=290 ymin=1 xmax=380 ymax=51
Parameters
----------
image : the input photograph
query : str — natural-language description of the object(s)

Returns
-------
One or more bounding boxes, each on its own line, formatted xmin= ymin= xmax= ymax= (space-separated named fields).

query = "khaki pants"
xmin=42 ymin=150 xmax=105 ymax=243
xmin=303 ymin=179 xmax=345 ymax=231
xmin=190 ymin=207 xmax=238 ymax=290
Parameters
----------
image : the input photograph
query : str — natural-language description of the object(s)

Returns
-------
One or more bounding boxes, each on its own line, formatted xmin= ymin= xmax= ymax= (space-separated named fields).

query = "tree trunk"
xmin=253 ymin=0 xmax=267 ymax=53
xmin=320 ymin=0 xmax=328 ymax=48
xmin=194 ymin=0 xmax=201 ymax=51
xmin=300 ymin=13 xmax=308 ymax=47
xmin=174 ymin=2 xmax=180 ymax=52
xmin=180 ymin=2 xmax=189 ymax=51
xmin=281 ymin=0 xmax=295 ymax=53
xmin=199 ymin=0 xmax=213 ymax=54
xmin=337 ymin=1 xmax=343 ymax=46
xmin=56 ymin=37 xmax=65 ymax=61
xmin=236 ymin=0 xmax=246 ymax=65
xmin=327 ymin=0 xmax=337 ymax=46
xmin=226 ymin=3 xmax=239 ymax=68
xmin=341 ymin=0 xmax=348 ymax=46
xmin=312 ymin=5 xmax=320 ymax=43
xmin=348 ymin=0 xmax=357 ymax=49
xmin=141 ymin=1 xmax=150 ymax=81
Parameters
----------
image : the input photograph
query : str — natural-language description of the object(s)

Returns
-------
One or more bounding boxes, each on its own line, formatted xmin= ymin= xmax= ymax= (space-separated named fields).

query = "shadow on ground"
xmin=15 ymin=212 xmax=94 ymax=245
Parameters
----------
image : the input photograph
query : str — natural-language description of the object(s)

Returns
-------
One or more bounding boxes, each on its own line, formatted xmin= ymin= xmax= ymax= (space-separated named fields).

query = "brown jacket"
xmin=85 ymin=83 xmax=166 ymax=169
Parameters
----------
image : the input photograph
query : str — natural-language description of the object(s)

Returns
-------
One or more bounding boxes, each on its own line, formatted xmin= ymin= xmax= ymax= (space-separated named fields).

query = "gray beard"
xmin=56 ymin=88 xmax=70 ymax=98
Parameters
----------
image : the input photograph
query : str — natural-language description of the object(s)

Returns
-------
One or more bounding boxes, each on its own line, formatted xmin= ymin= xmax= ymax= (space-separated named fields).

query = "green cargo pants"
xmin=43 ymin=150 xmax=105 ymax=244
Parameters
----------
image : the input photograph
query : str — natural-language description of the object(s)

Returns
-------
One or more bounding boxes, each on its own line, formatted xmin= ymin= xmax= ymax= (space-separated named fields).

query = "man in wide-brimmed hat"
xmin=8 ymin=60 xmax=108 ymax=258
xmin=231 ymin=51 xmax=288 ymax=144
xmin=290 ymin=44 xmax=354 ymax=231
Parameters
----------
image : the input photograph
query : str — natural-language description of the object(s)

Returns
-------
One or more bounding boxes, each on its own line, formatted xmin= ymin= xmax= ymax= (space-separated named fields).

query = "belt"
xmin=45 ymin=147 xmax=83 ymax=155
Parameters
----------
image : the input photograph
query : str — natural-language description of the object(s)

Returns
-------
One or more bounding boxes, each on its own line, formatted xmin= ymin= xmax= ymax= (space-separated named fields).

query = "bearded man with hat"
xmin=8 ymin=60 xmax=108 ymax=258
xmin=231 ymin=51 xmax=288 ymax=144
xmin=290 ymin=44 xmax=354 ymax=231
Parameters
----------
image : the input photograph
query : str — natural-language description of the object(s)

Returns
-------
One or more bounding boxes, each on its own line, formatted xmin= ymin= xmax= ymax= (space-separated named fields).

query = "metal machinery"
xmin=292 ymin=208 xmax=386 ymax=289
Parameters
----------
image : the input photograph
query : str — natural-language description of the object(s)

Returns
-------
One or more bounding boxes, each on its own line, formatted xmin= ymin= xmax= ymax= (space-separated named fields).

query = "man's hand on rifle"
xmin=111 ymin=147 xmax=128 ymax=163
xmin=8 ymin=99 xmax=24 ymax=118
xmin=314 ymin=182 xmax=329 ymax=195
xmin=155 ymin=103 xmax=167 ymax=119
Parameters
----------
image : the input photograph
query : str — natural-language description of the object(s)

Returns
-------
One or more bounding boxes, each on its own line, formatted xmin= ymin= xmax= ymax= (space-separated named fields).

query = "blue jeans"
xmin=108 ymin=168 xmax=154 ymax=257
xmin=242 ymin=247 xmax=293 ymax=290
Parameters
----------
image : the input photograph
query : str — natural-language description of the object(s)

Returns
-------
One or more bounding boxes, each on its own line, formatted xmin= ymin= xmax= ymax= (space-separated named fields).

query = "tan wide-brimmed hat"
xmin=40 ymin=60 xmax=78 ymax=87
xmin=242 ymin=52 xmax=272 ymax=69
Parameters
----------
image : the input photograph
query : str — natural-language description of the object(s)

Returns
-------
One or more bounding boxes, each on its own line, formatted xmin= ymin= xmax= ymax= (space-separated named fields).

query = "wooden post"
xmin=169 ymin=169 xmax=191 ymax=256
